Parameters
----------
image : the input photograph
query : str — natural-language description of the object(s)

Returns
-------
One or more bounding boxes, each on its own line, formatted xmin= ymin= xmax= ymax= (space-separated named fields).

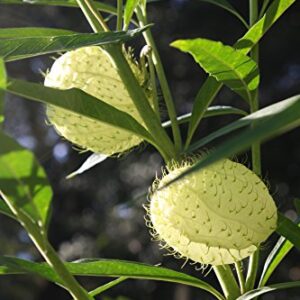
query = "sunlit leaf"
xmin=0 ymin=256 xmax=224 ymax=300
xmin=276 ymin=213 xmax=300 ymax=250
xmin=124 ymin=0 xmax=140 ymax=29
xmin=0 ymin=58 xmax=6 ymax=89
xmin=3 ymin=78 xmax=155 ymax=146
xmin=235 ymin=1 xmax=296 ymax=55
xmin=0 ymin=59 xmax=14 ymax=219
xmin=0 ymin=27 xmax=147 ymax=62
xmin=0 ymin=0 xmax=117 ymax=14
xmin=188 ymin=95 xmax=300 ymax=152
xmin=0 ymin=58 xmax=6 ymax=123
xmin=237 ymin=281 xmax=300 ymax=300
xmin=168 ymin=94 xmax=300 ymax=187
xmin=0 ymin=27 xmax=74 ymax=38
xmin=185 ymin=0 xmax=296 ymax=147
xmin=66 ymin=153 xmax=108 ymax=179
xmin=258 ymin=218 xmax=300 ymax=287
xmin=0 ymin=132 xmax=52 ymax=226
xmin=162 ymin=105 xmax=247 ymax=128
xmin=172 ymin=38 xmax=259 ymax=103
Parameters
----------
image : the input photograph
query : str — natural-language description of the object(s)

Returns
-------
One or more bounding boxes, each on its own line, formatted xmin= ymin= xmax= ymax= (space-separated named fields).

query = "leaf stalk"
xmin=245 ymin=0 xmax=261 ymax=291
xmin=135 ymin=6 xmax=183 ymax=153
xmin=213 ymin=265 xmax=241 ymax=300
xmin=76 ymin=0 xmax=109 ymax=32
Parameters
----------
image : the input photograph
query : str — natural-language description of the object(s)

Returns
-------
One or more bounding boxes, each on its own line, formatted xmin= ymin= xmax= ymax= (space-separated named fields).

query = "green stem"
xmin=105 ymin=44 xmax=177 ymax=162
xmin=116 ymin=0 xmax=123 ymax=31
xmin=89 ymin=277 xmax=127 ymax=297
xmin=76 ymin=0 xmax=177 ymax=163
xmin=148 ymin=55 xmax=160 ymax=119
xmin=235 ymin=262 xmax=246 ymax=294
xmin=0 ymin=191 xmax=93 ymax=300
xmin=76 ymin=0 xmax=109 ymax=32
xmin=213 ymin=265 xmax=240 ymax=300
xmin=246 ymin=251 xmax=259 ymax=291
xmin=249 ymin=45 xmax=261 ymax=176
xmin=135 ymin=7 xmax=182 ymax=153
xmin=246 ymin=0 xmax=261 ymax=292
xmin=259 ymin=0 xmax=270 ymax=18
xmin=139 ymin=45 xmax=160 ymax=119
xmin=249 ymin=0 xmax=259 ymax=26
xmin=139 ymin=46 xmax=160 ymax=120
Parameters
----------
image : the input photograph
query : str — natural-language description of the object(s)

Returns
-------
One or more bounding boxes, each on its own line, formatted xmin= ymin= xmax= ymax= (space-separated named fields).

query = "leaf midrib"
xmin=193 ymin=44 xmax=252 ymax=102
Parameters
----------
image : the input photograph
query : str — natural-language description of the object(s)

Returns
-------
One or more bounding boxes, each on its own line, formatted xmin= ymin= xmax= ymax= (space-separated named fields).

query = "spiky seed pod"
xmin=45 ymin=46 xmax=148 ymax=155
xmin=148 ymin=159 xmax=277 ymax=266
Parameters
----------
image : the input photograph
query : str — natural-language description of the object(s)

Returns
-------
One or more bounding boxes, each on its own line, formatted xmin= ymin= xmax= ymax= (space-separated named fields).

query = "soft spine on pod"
xmin=148 ymin=159 xmax=278 ymax=266
xmin=44 ymin=46 xmax=150 ymax=156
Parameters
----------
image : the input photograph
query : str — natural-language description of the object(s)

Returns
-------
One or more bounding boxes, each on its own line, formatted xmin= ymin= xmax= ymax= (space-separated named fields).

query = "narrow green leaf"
xmin=140 ymin=0 xmax=147 ymax=9
xmin=167 ymin=94 xmax=300 ymax=187
xmin=185 ymin=0 xmax=296 ymax=148
xmin=162 ymin=105 xmax=247 ymax=128
xmin=0 ymin=58 xmax=10 ymax=216
xmin=0 ymin=27 xmax=146 ymax=62
xmin=0 ymin=58 xmax=6 ymax=123
xmin=235 ymin=0 xmax=296 ymax=55
xmin=202 ymin=105 xmax=248 ymax=118
xmin=89 ymin=277 xmax=127 ymax=296
xmin=188 ymin=95 xmax=300 ymax=152
xmin=124 ymin=0 xmax=140 ymax=29
xmin=0 ymin=27 xmax=74 ymax=38
xmin=0 ymin=131 xmax=52 ymax=226
xmin=198 ymin=0 xmax=249 ymax=28
xmin=0 ymin=256 xmax=60 ymax=282
xmin=66 ymin=153 xmax=107 ymax=179
xmin=0 ymin=0 xmax=117 ymax=14
xmin=3 ymin=78 xmax=155 ymax=146
xmin=276 ymin=213 xmax=300 ymax=250
xmin=258 ymin=220 xmax=300 ymax=287
xmin=259 ymin=212 xmax=300 ymax=288
xmin=259 ymin=0 xmax=272 ymax=18
xmin=184 ymin=77 xmax=222 ymax=148
xmin=172 ymin=38 xmax=259 ymax=103
xmin=0 ymin=58 xmax=6 ymax=89
xmin=237 ymin=281 xmax=300 ymax=300
xmin=0 ymin=201 xmax=16 ymax=220
xmin=0 ymin=257 xmax=225 ymax=300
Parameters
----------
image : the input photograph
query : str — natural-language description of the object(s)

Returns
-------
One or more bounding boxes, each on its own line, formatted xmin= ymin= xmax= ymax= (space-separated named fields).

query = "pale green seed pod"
xmin=45 ymin=46 xmax=147 ymax=155
xmin=148 ymin=159 xmax=277 ymax=266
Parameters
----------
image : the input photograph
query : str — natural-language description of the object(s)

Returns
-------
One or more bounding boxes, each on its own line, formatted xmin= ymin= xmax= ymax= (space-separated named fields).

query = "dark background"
xmin=1 ymin=0 xmax=300 ymax=299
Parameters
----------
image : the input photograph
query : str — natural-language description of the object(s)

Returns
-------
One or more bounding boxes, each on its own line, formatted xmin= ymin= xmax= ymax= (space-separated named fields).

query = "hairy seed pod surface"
xmin=45 ymin=46 xmax=147 ymax=155
xmin=149 ymin=159 xmax=277 ymax=266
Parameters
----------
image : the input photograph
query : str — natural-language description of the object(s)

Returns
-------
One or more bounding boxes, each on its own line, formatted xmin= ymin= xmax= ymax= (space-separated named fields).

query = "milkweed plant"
xmin=0 ymin=0 xmax=300 ymax=299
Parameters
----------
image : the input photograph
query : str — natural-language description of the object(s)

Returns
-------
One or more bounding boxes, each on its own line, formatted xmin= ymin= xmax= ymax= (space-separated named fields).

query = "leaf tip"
xmin=65 ymin=172 xmax=76 ymax=180
xmin=170 ymin=40 xmax=184 ymax=49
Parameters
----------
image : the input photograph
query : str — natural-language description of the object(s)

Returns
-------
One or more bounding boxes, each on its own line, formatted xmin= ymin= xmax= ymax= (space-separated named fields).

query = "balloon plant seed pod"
xmin=147 ymin=159 xmax=278 ymax=266
xmin=44 ymin=46 xmax=151 ymax=156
